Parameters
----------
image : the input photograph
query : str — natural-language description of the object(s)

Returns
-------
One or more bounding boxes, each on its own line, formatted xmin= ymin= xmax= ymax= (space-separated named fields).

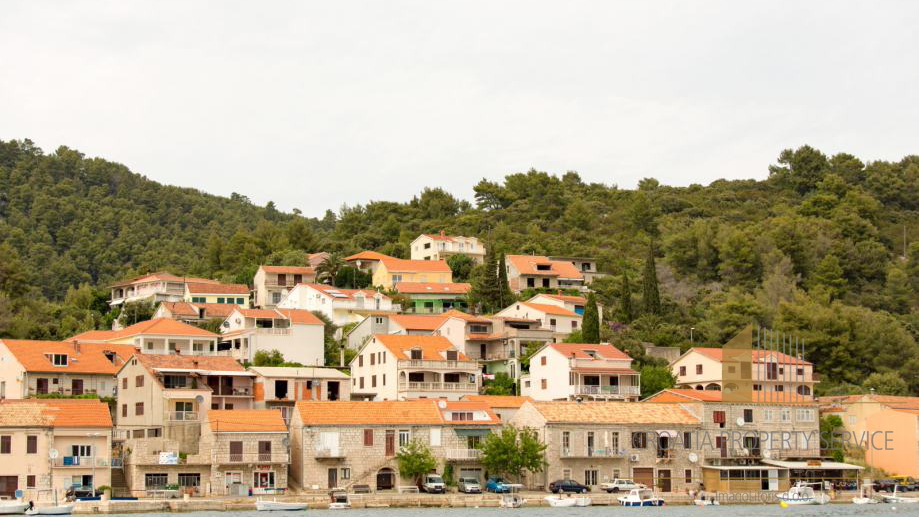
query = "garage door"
xmin=632 ymin=468 xmax=654 ymax=489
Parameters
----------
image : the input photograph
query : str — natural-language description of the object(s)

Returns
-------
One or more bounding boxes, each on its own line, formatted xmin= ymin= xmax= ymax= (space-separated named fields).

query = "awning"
xmin=702 ymin=464 xmax=782 ymax=471
xmin=453 ymin=428 xmax=492 ymax=437
xmin=762 ymin=459 xmax=864 ymax=471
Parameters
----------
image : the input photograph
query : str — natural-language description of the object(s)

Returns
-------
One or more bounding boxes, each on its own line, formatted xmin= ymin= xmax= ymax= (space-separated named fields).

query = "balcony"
xmin=479 ymin=350 xmax=514 ymax=361
xmin=446 ymin=449 xmax=483 ymax=461
xmin=399 ymin=381 xmax=477 ymax=392
xmin=575 ymin=385 xmax=641 ymax=397
xmin=314 ymin=447 xmax=345 ymax=459
xmin=210 ymin=386 xmax=253 ymax=396
xmin=560 ymin=447 xmax=624 ymax=459
xmin=223 ymin=452 xmax=289 ymax=463
xmin=53 ymin=457 xmax=112 ymax=467
xmin=255 ymin=327 xmax=291 ymax=336
xmin=168 ymin=411 xmax=199 ymax=422
xmin=397 ymin=359 xmax=478 ymax=370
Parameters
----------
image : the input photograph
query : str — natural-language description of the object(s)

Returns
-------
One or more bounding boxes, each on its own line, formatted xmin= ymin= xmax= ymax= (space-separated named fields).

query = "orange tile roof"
xmin=68 ymin=329 xmax=118 ymax=342
xmin=116 ymin=318 xmax=218 ymax=338
xmin=528 ymin=401 xmax=700 ymax=424
xmin=534 ymin=293 xmax=586 ymax=304
xmin=423 ymin=231 xmax=456 ymax=241
xmin=380 ymin=257 xmax=452 ymax=273
xmin=135 ymin=353 xmax=245 ymax=372
xmin=260 ymin=265 xmax=316 ymax=274
xmin=295 ymin=400 xmax=445 ymax=425
xmin=0 ymin=339 xmax=137 ymax=374
xmin=276 ymin=308 xmax=324 ymax=326
xmin=345 ymin=251 xmax=392 ymax=261
xmin=522 ymin=302 xmax=579 ymax=317
xmin=111 ymin=272 xmax=220 ymax=288
xmin=389 ymin=314 xmax=449 ymax=331
xmin=645 ymin=388 xmax=816 ymax=404
xmin=308 ymin=253 xmax=329 ymax=267
xmin=461 ymin=395 xmax=534 ymax=408
xmin=304 ymin=283 xmax=389 ymax=300
xmin=506 ymin=255 xmax=583 ymax=279
xmin=160 ymin=302 xmax=238 ymax=318
xmin=0 ymin=399 xmax=113 ymax=428
xmin=238 ymin=308 xmax=284 ymax=319
xmin=208 ymin=409 xmax=287 ymax=432
xmin=372 ymin=334 xmax=468 ymax=361
xmin=394 ymin=282 xmax=471 ymax=294
xmin=691 ymin=347 xmax=812 ymax=366
xmin=441 ymin=309 xmax=490 ymax=323
xmin=185 ymin=282 xmax=249 ymax=295
xmin=549 ymin=342 xmax=631 ymax=361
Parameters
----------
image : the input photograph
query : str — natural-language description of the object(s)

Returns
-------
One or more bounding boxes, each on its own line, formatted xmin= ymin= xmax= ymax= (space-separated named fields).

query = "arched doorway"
xmin=695 ymin=385 xmax=704 ymax=390
xmin=376 ymin=468 xmax=395 ymax=491
xmin=705 ymin=383 xmax=722 ymax=391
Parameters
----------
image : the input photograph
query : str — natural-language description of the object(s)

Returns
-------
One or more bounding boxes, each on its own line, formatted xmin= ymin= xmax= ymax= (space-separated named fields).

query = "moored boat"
xmin=544 ymin=496 xmax=576 ymax=507
xmin=880 ymin=484 xmax=918 ymax=504
xmin=777 ymin=482 xmax=830 ymax=506
xmin=328 ymin=489 xmax=351 ymax=510
xmin=25 ymin=504 xmax=74 ymax=516
xmin=255 ymin=499 xmax=308 ymax=511
xmin=0 ymin=502 xmax=31 ymax=515
xmin=852 ymin=484 xmax=878 ymax=504
xmin=617 ymin=488 xmax=665 ymax=507
xmin=693 ymin=498 xmax=719 ymax=506
xmin=499 ymin=493 xmax=525 ymax=508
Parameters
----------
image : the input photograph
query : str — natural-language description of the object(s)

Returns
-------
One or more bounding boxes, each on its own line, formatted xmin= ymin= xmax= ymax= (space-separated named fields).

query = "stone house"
xmin=249 ymin=366 xmax=350 ymax=423
xmin=253 ymin=265 xmax=317 ymax=308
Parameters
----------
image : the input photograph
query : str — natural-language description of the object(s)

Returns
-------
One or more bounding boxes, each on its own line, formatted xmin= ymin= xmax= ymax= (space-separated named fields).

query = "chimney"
xmin=71 ymin=340 xmax=80 ymax=354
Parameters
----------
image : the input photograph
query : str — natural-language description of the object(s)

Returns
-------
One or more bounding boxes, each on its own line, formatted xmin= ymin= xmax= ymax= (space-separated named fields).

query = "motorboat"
xmin=693 ymin=498 xmax=720 ymax=506
xmin=328 ymin=490 xmax=351 ymax=510
xmin=777 ymin=482 xmax=830 ymax=506
xmin=573 ymin=496 xmax=591 ymax=507
xmin=498 ymin=493 xmax=525 ymax=508
xmin=617 ymin=488 xmax=665 ymax=507
xmin=852 ymin=484 xmax=878 ymax=505
xmin=880 ymin=484 xmax=918 ymax=504
xmin=544 ymin=496 xmax=577 ymax=507
xmin=25 ymin=504 xmax=74 ymax=516
xmin=0 ymin=501 xmax=31 ymax=515
xmin=255 ymin=499 xmax=308 ymax=511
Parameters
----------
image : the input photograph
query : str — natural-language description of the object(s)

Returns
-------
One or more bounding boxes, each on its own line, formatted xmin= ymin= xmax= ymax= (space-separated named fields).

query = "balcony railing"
xmin=576 ymin=385 xmax=641 ymax=396
xmin=314 ymin=447 xmax=345 ymax=458
xmin=223 ymin=452 xmax=289 ymax=463
xmin=560 ymin=447 xmax=624 ymax=459
xmin=210 ymin=386 xmax=253 ymax=396
xmin=168 ymin=411 xmax=199 ymax=421
xmin=255 ymin=327 xmax=291 ymax=336
xmin=397 ymin=359 xmax=478 ymax=369
xmin=479 ymin=350 xmax=514 ymax=361
xmin=53 ymin=456 xmax=112 ymax=467
xmin=446 ymin=449 xmax=483 ymax=461
xmin=399 ymin=381 xmax=477 ymax=392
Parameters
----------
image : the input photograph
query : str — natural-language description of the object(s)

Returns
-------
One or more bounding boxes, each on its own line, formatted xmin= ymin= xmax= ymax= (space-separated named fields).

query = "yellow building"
xmin=184 ymin=282 xmax=250 ymax=306
xmin=372 ymin=255 xmax=453 ymax=289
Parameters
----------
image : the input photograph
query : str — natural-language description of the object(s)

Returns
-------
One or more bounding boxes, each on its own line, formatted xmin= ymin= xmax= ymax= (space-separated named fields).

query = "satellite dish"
xmin=762 ymin=449 xmax=772 ymax=459
xmin=195 ymin=395 xmax=205 ymax=403
xmin=736 ymin=417 xmax=745 ymax=427
xmin=437 ymin=400 xmax=447 ymax=409
xmin=688 ymin=452 xmax=698 ymax=463
xmin=282 ymin=437 xmax=290 ymax=447
xmin=49 ymin=448 xmax=59 ymax=459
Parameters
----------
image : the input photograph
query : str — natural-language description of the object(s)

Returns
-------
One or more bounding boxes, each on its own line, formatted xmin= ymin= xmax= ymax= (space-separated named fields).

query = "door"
xmin=258 ymin=441 xmax=272 ymax=461
xmin=480 ymin=344 xmax=486 ymax=359
xmin=225 ymin=472 xmax=242 ymax=489
xmin=71 ymin=379 xmax=84 ymax=395
xmin=36 ymin=378 xmax=48 ymax=394
xmin=327 ymin=382 xmax=339 ymax=401
xmin=657 ymin=470 xmax=671 ymax=492
xmin=633 ymin=468 xmax=654 ymax=489
xmin=328 ymin=468 xmax=338 ymax=489
xmin=768 ymin=469 xmax=779 ymax=491
xmin=0 ymin=476 xmax=18 ymax=498
xmin=715 ymin=436 xmax=726 ymax=458
xmin=229 ymin=441 xmax=243 ymax=462
xmin=376 ymin=469 xmax=395 ymax=490
xmin=385 ymin=430 xmax=395 ymax=456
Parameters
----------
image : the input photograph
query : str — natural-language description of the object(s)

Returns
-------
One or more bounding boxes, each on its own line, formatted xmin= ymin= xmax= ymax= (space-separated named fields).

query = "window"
xmin=610 ymin=432 xmax=619 ymax=449
xmin=71 ymin=445 xmax=92 ymax=457
xmin=452 ymin=412 xmax=474 ymax=421
xmin=27 ymin=435 xmax=37 ymax=454
xmin=237 ymin=298 xmax=245 ymax=304
xmin=145 ymin=474 xmax=168 ymax=489
xmin=272 ymin=292 xmax=282 ymax=304
xmin=571 ymin=320 xmax=578 ymax=329
xmin=370 ymin=354 xmax=375 ymax=366
xmin=46 ymin=353 xmax=68 ymax=366
xmin=696 ymin=364 xmax=703 ymax=375
xmin=562 ymin=469 xmax=571 ymax=480
xmin=685 ymin=469 xmax=692 ymax=484
xmin=779 ymin=408 xmax=791 ymax=422
xmin=371 ymin=375 xmax=377 ymax=388
xmin=122 ymin=404 xmax=127 ymax=418
xmin=763 ymin=408 xmax=774 ymax=422
xmin=178 ymin=473 xmax=200 ymax=488
xmin=613 ymin=469 xmax=621 ymax=479
xmin=541 ymin=379 xmax=547 ymax=390
xmin=135 ymin=402 xmax=144 ymax=416
xmin=797 ymin=367 xmax=805 ymax=376
xmin=122 ymin=377 xmax=128 ymax=389
xmin=584 ymin=469 xmax=598 ymax=486
xmin=775 ymin=385 xmax=784 ymax=392
xmin=561 ymin=431 xmax=570 ymax=453
xmin=753 ymin=384 xmax=762 ymax=391
xmin=341 ymin=468 xmax=351 ymax=480
xmin=540 ymin=356 xmax=546 ymax=366
xmin=391 ymin=274 xmax=402 ymax=283
xmin=399 ymin=430 xmax=410 ymax=447
xmin=679 ymin=366 xmax=686 ymax=376
xmin=682 ymin=432 xmax=692 ymax=449
xmin=743 ymin=409 xmax=754 ymax=423
xmin=631 ymin=432 xmax=647 ymax=449
xmin=27 ymin=475 xmax=36 ymax=488
xmin=712 ymin=411 xmax=726 ymax=424
xmin=359 ymin=377 xmax=364 ymax=389
xmin=136 ymin=375 xmax=144 ymax=388
xmin=217 ymin=297 xmax=226 ymax=304
xmin=0 ymin=436 xmax=10 ymax=454
xmin=549 ymin=318 xmax=557 ymax=327
xmin=358 ymin=355 xmax=363 ymax=367
xmin=796 ymin=408 xmax=816 ymax=422
xmin=848 ymin=415 xmax=856 ymax=425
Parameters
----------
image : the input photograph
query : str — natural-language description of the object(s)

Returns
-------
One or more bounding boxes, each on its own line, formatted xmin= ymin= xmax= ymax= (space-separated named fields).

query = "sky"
xmin=2 ymin=1 xmax=918 ymax=217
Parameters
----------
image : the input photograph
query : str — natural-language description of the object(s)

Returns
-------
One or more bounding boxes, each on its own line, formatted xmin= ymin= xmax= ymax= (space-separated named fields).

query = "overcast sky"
xmin=2 ymin=1 xmax=918 ymax=216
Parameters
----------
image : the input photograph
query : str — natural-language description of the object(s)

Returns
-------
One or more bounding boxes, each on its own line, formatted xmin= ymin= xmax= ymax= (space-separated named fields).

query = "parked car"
xmin=486 ymin=476 xmax=511 ymax=493
xmin=548 ymin=479 xmax=590 ymax=494
xmin=422 ymin=474 xmax=446 ymax=494
xmin=600 ymin=478 xmax=645 ymax=493
xmin=458 ymin=477 xmax=482 ymax=494
xmin=66 ymin=486 xmax=101 ymax=499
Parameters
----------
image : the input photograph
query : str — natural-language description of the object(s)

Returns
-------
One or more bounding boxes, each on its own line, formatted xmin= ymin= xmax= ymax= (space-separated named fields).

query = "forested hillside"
xmin=2 ymin=138 xmax=919 ymax=394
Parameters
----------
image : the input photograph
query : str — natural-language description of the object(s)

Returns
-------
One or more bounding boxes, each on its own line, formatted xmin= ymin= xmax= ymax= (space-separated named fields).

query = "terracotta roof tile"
xmin=645 ymin=388 xmax=817 ymax=405
xmin=68 ymin=330 xmax=118 ymax=342
xmin=506 ymin=255 xmax=583 ymax=279
xmin=260 ymin=265 xmax=316 ymax=275
xmin=0 ymin=399 xmax=112 ymax=428
xmin=522 ymin=302 xmax=579 ymax=317
xmin=295 ymin=400 xmax=445 ymax=425
xmin=528 ymin=401 xmax=700 ymax=425
xmin=135 ymin=353 xmax=245 ymax=372
xmin=276 ymin=309 xmax=325 ymax=325
xmin=691 ymin=347 xmax=812 ymax=366
xmin=116 ymin=318 xmax=218 ymax=338
xmin=550 ymin=343 xmax=630 ymax=361
xmin=160 ymin=302 xmax=238 ymax=318
xmin=304 ymin=283 xmax=389 ymax=301
xmin=208 ymin=409 xmax=287 ymax=432
xmin=372 ymin=334 xmax=468 ymax=361
xmin=0 ymin=339 xmax=137 ymax=374
xmin=441 ymin=400 xmax=501 ymax=424
xmin=461 ymin=395 xmax=533 ymax=408
xmin=185 ymin=282 xmax=249 ymax=295
xmin=441 ymin=309 xmax=490 ymax=323
xmin=344 ymin=251 xmax=392 ymax=261
xmin=110 ymin=272 xmax=220 ymax=288
xmin=394 ymin=282 xmax=471 ymax=294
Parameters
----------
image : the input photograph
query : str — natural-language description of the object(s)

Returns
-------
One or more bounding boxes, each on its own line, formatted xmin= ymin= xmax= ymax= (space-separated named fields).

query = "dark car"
xmin=549 ymin=479 xmax=590 ymax=494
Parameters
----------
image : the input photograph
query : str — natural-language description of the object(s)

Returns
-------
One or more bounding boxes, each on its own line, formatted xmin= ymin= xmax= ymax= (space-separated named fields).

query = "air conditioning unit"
xmin=629 ymin=454 xmax=640 ymax=462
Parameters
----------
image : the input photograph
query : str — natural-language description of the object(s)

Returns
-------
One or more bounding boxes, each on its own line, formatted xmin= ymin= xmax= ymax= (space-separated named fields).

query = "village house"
xmin=410 ymin=231 xmax=486 ymax=263
xmin=70 ymin=318 xmax=220 ymax=356
xmin=372 ymin=256 xmax=453 ymax=290
xmin=520 ymin=343 xmax=641 ymax=402
xmin=494 ymin=301 xmax=582 ymax=339
xmin=394 ymin=282 xmax=471 ymax=314
xmin=114 ymin=354 xmax=253 ymax=446
xmin=504 ymin=255 xmax=585 ymax=293
xmin=670 ymin=347 xmax=816 ymax=397
xmin=153 ymin=301 xmax=237 ymax=325
xmin=289 ymin=399 xmax=500 ymax=491
xmin=644 ymin=389 xmax=829 ymax=493
xmin=183 ymin=281 xmax=249 ymax=307
xmin=547 ymin=256 xmax=605 ymax=284
xmin=349 ymin=335 xmax=479 ymax=401
xmin=526 ymin=292 xmax=601 ymax=319
xmin=460 ymin=394 xmax=533 ymax=422
xmin=434 ymin=310 xmax=555 ymax=383
xmin=109 ymin=272 xmax=221 ymax=306
xmin=346 ymin=313 xmax=448 ymax=351
xmin=219 ymin=308 xmax=325 ymax=366
xmin=252 ymin=265 xmax=316 ymax=308
xmin=120 ymin=409 xmax=288 ymax=497
xmin=0 ymin=399 xmax=112 ymax=499
xmin=0 ymin=338 xmax=137 ymax=399
xmin=509 ymin=401 xmax=703 ymax=493
xmin=344 ymin=251 xmax=391 ymax=276
xmin=276 ymin=283 xmax=397 ymax=327
xmin=250 ymin=366 xmax=350 ymax=422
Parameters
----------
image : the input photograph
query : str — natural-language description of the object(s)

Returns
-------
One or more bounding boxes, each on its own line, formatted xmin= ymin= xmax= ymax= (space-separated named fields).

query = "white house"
xmin=520 ymin=343 xmax=641 ymax=402
xmin=220 ymin=308 xmax=326 ymax=366
xmin=349 ymin=334 xmax=479 ymax=401
xmin=253 ymin=265 xmax=317 ymax=308
xmin=526 ymin=292 xmax=603 ymax=320
xmin=494 ymin=301 xmax=581 ymax=338
xmin=345 ymin=313 xmax=448 ymax=350
xmin=410 ymin=231 xmax=486 ymax=263
xmin=504 ymin=255 xmax=585 ymax=292
xmin=670 ymin=347 xmax=816 ymax=397
xmin=276 ymin=283 xmax=397 ymax=327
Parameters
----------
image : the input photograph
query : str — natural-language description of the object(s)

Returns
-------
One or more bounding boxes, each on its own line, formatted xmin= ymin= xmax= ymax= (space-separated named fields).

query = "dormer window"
xmin=445 ymin=350 xmax=458 ymax=361
xmin=410 ymin=348 xmax=423 ymax=360
xmin=536 ymin=263 xmax=552 ymax=271
xmin=45 ymin=353 xmax=68 ymax=366
xmin=103 ymin=351 xmax=117 ymax=364
xmin=584 ymin=350 xmax=598 ymax=359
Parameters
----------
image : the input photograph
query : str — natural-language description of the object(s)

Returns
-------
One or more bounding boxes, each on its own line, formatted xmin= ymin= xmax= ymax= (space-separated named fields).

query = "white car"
xmin=601 ymin=479 xmax=645 ymax=493
xmin=422 ymin=474 xmax=446 ymax=493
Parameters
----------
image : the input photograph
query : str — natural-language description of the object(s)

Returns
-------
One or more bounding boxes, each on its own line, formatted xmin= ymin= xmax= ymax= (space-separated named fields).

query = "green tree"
xmin=447 ymin=254 xmax=475 ymax=282
xmin=479 ymin=425 xmax=547 ymax=482
xmin=819 ymin=414 xmax=845 ymax=462
xmin=497 ymin=252 xmax=515 ymax=309
xmin=471 ymin=252 xmax=500 ymax=312
xmin=519 ymin=341 xmax=543 ymax=372
xmin=482 ymin=372 xmax=515 ymax=395
xmin=809 ymin=254 xmax=846 ymax=299
xmin=315 ymin=253 xmax=345 ymax=285
xmin=310 ymin=311 xmax=341 ymax=366
xmin=639 ymin=364 xmax=676 ymax=398
xmin=617 ymin=270 xmax=634 ymax=323
xmin=582 ymin=292 xmax=600 ymax=343
xmin=863 ymin=371 xmax=909 ymax=395
xmin=396 ymin=439 xmax=437 ymax=486
xmin=641 ymin=243 xmax=661 ymax=315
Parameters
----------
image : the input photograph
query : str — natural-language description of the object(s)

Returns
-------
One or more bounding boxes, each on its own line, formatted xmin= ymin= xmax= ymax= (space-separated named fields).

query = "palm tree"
xmin=316 ymin=253 xmax=345 ymax=285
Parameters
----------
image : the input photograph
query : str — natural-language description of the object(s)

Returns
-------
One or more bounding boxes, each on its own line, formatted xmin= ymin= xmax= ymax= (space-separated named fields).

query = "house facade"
xmin=0 ymin=399 xmax=112 ymax=499
xmin=220 ymin=308 xmax=325 ymax=366
xmin=153 ymin=302 xmax=237 ymax=325
xmin=547 ymin=256 xmax=605 ymax=284
xmin=460 ymin=395 xmax=533 ymax=422
xmin=71 ymin=318 xmax=220 ymax=356
xmin=372 ymin=256 xmax=453 ymax=290
xmin=250 ymin=366 xmax=350 ymax=423
xmin=494 ymin=301 xmax=582 ymax=338
xmin=504 ymin=255 xmax=585 ymax=292
xmin=346 ymin=313 xmax=448 ymax=351
xmin=394 ymin=282 xmax=471 ymax=314
xmin=509 ymin=401 xmax=702 ymax=493
xmin=109 ymin=272 xmax=221 ymax=306
xmin=277 ymin=283 xmax=397 ymax=327
xmin=671 ymin=347 xmax=816 ymax=397
xmin=184 ymin=282 xmax=249 ymax=306
xmin=349 ymin=335 xmax=479 ymax=401
xmin=520 ymin=343 xmax=641 ymax=401
xmin=253 ymin=265 xmax=316 ymax=308
xmin=410 ymin=232 xmax=486 ymax=263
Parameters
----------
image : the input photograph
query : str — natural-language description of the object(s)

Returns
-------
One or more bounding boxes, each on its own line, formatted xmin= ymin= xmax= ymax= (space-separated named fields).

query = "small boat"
xmin=255 ymin=500 xmax=308 ymax=511
xmin=544 ymin=496 xmax=576 ymax=507
xmin=618 ymin=488 xmax=665 ymax=507
xmin=777 ymin=482 xmax=830 ymax=506
xmin=573 ymin=496 xmax=591 ymax=507
xmin=693 ymin=498 xmax=720 ymax=506
xmin=499 ymin=493 xmax=526 ymax=508
xmin=25 ymin=504 xmax=74 ymax=516
xmin=880 ymin=485 xmax=919 ymax=504
xmin=852 ymin=484 xmax=877 ymax=505
xmin=328 ymin=489 xmax=351 ymax=510
xmin=0 ymin=501 xmax=31 ymax=515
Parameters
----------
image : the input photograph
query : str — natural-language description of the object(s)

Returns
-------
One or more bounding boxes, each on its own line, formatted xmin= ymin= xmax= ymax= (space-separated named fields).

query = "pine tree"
xmin=497 ymin=252 xmax=515 ymax=309
xmin=472 ymin=252 xmax=500 ymax=312
xmin=619 ymin=270 xmax=634 ymax=322
xmin=582 ymin=292 xmax=600 ymax=343
xmin=642 ymin=242 xmax=661 ymax=315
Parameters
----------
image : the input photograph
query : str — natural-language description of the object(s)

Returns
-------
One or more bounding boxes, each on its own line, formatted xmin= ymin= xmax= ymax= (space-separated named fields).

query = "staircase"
xmin=344 ymin=458 xmax=395 ymax=490
xmin=110 ymin=467 xmax=129 ymax=497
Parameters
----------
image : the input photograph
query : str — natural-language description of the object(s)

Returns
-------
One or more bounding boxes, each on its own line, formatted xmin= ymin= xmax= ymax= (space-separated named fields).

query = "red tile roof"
xmin=185 ymin=282 xmax=249 ymax=295
xmin=160 ymin=302 xmax=238 ymax=318
xmin=506 ymin=255 xmax=583 ymax=279
xmin=440 ymin=400 xmax=500 ymax=424
xmin=135 ymin=353 xmax=245 ymax=372
xmin=260 ymin=265 xmax=316 ymax=274
xmin=111 ymin=272 xmax=220 ymax=288
xmin=550 ymin=343 xmax=630 ymax=361
xmin=304 ymin=283 xmax=389 ymax=301
xmin=0 ymin=339 xmax=137 ymax=374
xmin=296 ymin=400 xmax=445 ymax=425
xmin=0 ymin=399 xmax=113 ymax=428
xmin=276 ymin=308 xmax=324 ymax=326
xmin=461 ymin=395 xmax=534 ymax=408
xmin=441 ymin=309 xmax=490 ymax=323
xmin=691 ymin=347 xmax=812 ymax=366
xmin=645 ymin=388 xmax=817 ymax=405
xmin=116 ymin=318 xmax=218 ymax=338
xmin=68 ymin=330 xmax=118 ymax=342
xmin=208 ymin=409 xmax=287 ymax=432
xmin=345 ymin=251 xmax=392 ymax=261
xmin=528 ymin=401 xmax=699 ymax=424
xmin=372 ymin=334 xmax=468 ymax=361
xmin=394 ymin=282 xmax=471 ymax=294
xmin=389 ymin=314 xmax=449 ymax=331
xmin=380 ymin=257 xmax=452 ymax=273
xmin=522 ymin=302 xmax=579 ymax=317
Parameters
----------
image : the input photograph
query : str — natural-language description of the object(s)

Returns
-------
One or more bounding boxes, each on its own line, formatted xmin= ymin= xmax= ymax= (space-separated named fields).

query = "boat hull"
xmin=0 ymin=503 xmax=30 ymax=515
xmin=618 ymin=499 xmax=665 ymax=507
xmin=255 ymin=501 xmax=308 ymax=511
xmin=25 ymin=505 xmax=75 ymax=515
xmin=544 ymin=497 xmax=577 ymax=507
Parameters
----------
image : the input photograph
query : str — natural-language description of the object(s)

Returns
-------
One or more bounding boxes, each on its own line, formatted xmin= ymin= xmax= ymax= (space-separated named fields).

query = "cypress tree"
xmin=497 ymin=252 xmax=515 ymax=309
xmin=473 ymin=252 xmax=500 ymax=312
xmin=582 ymin=292 xmax=600 ymax=343
xmin=642 ymin=242 xmax=661 ymax=315
xmin=619 ymin=270 xmax=634 ymax=322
